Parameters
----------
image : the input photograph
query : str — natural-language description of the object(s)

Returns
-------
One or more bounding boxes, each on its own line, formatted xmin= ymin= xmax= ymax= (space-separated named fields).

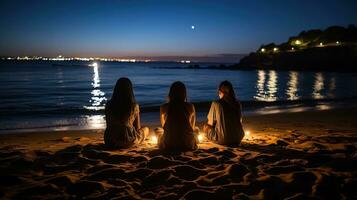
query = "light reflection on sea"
xmin=0 ymin=61 xmax=357 ymax=132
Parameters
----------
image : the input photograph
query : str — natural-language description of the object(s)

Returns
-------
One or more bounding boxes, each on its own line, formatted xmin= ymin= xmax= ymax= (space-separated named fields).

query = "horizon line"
xmin=0 ymin=53 xmax=248 ymax=63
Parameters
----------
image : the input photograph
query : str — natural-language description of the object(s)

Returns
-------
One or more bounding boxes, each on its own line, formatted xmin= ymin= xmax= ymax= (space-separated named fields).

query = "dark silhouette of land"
xmin=230 ymin=25 xmax=357 ymax=72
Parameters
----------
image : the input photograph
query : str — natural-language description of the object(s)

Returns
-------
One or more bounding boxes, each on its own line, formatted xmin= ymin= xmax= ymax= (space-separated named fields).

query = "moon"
xmin=191 ymin=25 xmax=195 ymax=30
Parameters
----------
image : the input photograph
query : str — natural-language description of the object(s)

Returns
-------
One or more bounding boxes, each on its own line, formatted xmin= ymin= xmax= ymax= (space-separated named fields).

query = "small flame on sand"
xmin=244 ymin=130 xmax=251 ymax=141
xmin=151 ymin=135 xmax=158 ymax=144
xmin=198 ymin=134 xmax=204 ymax=143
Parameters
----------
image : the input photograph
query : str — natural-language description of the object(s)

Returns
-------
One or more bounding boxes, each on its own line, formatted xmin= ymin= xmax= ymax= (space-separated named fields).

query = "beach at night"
xmin=1 ymin=107 xmax=356 ymax=199
xmin=1 ymin=0 xmax=357 ymax=199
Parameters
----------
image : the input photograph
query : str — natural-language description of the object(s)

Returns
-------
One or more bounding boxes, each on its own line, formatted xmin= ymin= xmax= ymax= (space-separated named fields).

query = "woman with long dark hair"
xmin=203 ymin=80 xmax=245 ymax=145
xmin=158 ymin=81 xmax=198 ymax=151
xmin=104 ymin=77 xmax=149 ymax=148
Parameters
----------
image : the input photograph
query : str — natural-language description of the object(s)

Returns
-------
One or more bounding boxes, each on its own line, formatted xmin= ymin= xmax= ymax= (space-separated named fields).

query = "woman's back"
xmin=104 ymin=77 xmax=147 ymax=149
xmin=104 ymin=101 xmax=142 ymax=147
xmin=105 ymin=100 xmax=138 ymax=129
xmin=208 ymin=99 xmax=244 ymax=145
xmin=159 ymin=102 xmax=197 ymax=151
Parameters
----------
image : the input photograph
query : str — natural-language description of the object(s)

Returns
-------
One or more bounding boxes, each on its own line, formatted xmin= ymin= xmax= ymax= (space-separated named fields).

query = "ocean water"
xmin=0 ymin=61 xmax=356 ymax=133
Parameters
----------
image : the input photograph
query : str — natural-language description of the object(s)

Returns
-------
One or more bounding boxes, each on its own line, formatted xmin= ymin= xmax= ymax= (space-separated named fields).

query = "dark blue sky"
xmin=0 ymin=0 xmax=356 ymax=58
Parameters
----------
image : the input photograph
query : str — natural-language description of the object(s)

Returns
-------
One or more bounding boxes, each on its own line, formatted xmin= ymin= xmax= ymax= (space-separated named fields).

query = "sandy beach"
xmin=0 ymin=107 xmax=356 ymax=199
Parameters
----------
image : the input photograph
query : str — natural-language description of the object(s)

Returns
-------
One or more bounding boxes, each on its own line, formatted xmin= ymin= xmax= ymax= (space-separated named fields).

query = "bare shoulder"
xmin=211 ymin=100 xmax=220 ymax=108
xmin=211 ymin=100 xmax=219 ymax=106
xmin=135 ymin=103 xmax=140 ymax=113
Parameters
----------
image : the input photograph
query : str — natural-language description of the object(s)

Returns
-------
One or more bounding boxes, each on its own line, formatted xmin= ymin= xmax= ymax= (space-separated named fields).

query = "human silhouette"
xmin=157 ymin=81 xmax=198 ymax=151
xmin=104 ymin=77 xmax=149 ymax=148
xmin=203 ymin=80 xmax=245 ymax=145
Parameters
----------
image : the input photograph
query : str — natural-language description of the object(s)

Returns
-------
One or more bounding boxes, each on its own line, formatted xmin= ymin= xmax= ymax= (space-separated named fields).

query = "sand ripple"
xmin=0 ymin=131 xmax=356 ymax=199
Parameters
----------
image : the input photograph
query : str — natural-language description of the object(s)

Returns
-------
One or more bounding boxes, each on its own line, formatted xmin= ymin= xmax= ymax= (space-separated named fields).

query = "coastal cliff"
xmin=231 ymin=25 xmax=357 ymax=71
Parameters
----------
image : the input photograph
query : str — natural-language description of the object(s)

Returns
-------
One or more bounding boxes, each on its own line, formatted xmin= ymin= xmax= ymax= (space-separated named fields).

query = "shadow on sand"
xmin=0 ymin=135 xmax=356 ymax=199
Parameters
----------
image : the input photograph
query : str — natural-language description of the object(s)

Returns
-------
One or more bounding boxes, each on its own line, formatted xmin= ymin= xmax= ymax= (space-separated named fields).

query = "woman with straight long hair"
xmin=104 ymin=77 xmax=149 ymax=148
xmin=158 ymin=81 xmax=198 ymax=151
xmin=203 ymin=80 xmax=245 ymax=145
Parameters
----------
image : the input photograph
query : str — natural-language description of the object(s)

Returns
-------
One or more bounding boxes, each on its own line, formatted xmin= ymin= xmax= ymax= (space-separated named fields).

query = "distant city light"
xmin=5 ymin=56 xmax=148 ymax=62
xmin=273 ymin=47 xmax=278 ymax=52
xmin=261 ymin=48 xmax=265 ymax=52
xmin=320 ymin=42 xmax=323 ymax=46
xmin=295 ymin=40 xmax=302 ymax=45
xmin=336 ymin=41 xmax=340 ymax=44
xmin=291 ymin=47 xmax=294 ymax=50
xmin=180 ymin=60 xmax=191 ymax=63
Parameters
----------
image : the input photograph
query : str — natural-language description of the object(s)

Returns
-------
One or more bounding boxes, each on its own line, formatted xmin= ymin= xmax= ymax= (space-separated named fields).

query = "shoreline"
xmin=1 ymin=105 xmax=356 ymax=141
xmin=1 ymin=98 xmax=356 ymax=134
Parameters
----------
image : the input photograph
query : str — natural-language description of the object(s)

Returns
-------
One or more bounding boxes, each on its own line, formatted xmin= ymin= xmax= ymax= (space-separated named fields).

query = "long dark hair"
xmin=168 ymin=81 xmax=187 ymax=103
xmin=108 ymin=77 xmax=136 ymax=119
xmin=167 ymin=81 xmax=187 ymax=114
xmin=219 ymin=80 xmax=240 ymax=111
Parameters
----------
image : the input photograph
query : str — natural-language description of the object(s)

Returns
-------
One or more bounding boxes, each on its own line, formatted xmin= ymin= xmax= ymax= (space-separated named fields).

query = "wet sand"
xmin=0 ymin=108 xmax=356 ymax=199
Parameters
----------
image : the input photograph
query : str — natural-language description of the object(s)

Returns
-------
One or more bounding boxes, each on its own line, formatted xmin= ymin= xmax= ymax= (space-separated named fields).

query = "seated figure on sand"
xmin=104 ymin=77 xmax=149 ymax=148
xmin=203 ymin=80 xmax=245 ymax=145
xmin=156 ymin=81 xmax=198 ymax=151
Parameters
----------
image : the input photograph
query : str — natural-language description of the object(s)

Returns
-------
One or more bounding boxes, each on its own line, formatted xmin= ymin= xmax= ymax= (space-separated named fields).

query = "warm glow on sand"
xmin=244 ymin=130 xmax=251 ymax=141
xmin=151 ymin=135 xmax=158 ymax=144
xmin=197 ymin=133 xmax=204 ymax=143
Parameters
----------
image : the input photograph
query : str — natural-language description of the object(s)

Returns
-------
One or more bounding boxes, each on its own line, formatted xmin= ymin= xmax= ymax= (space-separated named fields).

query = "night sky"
xmin=0 ymin=0 xmax=356 ymax=59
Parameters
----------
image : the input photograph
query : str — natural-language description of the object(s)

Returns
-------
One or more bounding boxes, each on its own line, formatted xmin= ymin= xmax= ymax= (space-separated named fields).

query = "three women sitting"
xmin=104 ymin=78 xmax=244 ymax=150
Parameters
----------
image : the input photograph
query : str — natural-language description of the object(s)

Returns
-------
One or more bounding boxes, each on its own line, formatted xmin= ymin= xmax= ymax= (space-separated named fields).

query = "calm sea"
xmin=0 ymin=61 xmax=356 ymax=133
